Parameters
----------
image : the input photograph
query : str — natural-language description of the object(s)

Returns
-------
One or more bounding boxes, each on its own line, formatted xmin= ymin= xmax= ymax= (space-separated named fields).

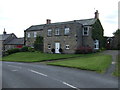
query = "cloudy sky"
xmin=0 ymin=0 xmax=119 ymax=37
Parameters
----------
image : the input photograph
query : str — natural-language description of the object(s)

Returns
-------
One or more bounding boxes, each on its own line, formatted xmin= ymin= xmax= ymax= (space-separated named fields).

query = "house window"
xmin=48 ymin=44 xmax=51 ymax=49
xmin=27 ymin=33 xmax=30 ymax=38
xmin=83 ymin=26 xmax=89 ymax=36
xmin=64 ymin=28 xmax=70 ymax=35
xmin=55 ymin=28 xmax=60 ymax=35
xmin=34 ymin=32 xmax=37 ymax=37
xmin=94 ymin=40 xmax=99 ymax=49
xmin=66 ymin=45 xmax=70 ymax=49
xmin=48 ymin=29 xmax=52 ymax=36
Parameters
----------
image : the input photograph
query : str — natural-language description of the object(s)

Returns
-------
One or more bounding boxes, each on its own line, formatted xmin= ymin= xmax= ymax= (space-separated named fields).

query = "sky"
xmin=0 ymin=0 xmax=119 ymax=37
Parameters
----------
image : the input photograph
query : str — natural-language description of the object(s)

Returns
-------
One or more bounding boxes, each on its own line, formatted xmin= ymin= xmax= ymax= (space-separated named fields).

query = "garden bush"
xmin=7 ymin=48 xmax=20 ymax=55
xmin=28 ymin=47 xmax=35 ymax=52
xmin=20 ymin=46 xmax=29 ymax=52
xmin=51 ymin=48 xmax=55 ymax=54
xmin=59 ymin=48 xmax=63 ymax=54
xmin=75 ymin=46 xmax=93 ymax=54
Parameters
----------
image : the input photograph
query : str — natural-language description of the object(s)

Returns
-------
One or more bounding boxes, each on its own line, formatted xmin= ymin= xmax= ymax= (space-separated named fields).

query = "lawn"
xmin=2 ymin=52 xmax=84 ymax=62
xmin=47 ymin=54 xmax=112 ymax=73
xmin=113 ymin=54 xmax=120 ymax=77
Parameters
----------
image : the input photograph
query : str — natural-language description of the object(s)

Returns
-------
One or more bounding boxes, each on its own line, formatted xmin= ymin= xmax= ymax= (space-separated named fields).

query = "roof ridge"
xmin=75 ymin=18 xmax=95 ymax=21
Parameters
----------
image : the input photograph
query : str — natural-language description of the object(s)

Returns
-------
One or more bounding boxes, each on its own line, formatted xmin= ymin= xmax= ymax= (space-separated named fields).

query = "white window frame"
xmin=27 ymin=33 xmax=30 ymax=38
xmin=48 ymin=44 xmax=51 ymax=49
xmin=55 ymin=28 xmax=60 ymax=35
xmin=83 ymin=26 xmax=89 ymax=36
xmin=66 ymin=45 xmax=70 ymax=49
xmin=47 ymin=29 xmax=52 ymax=36
xmin=94 ymin=40 xmax=99 ymax=49
xmin=64 ymin=28 xmax=70 ymax=35
xmin=34 ymin=32 xmax=37 ymax=37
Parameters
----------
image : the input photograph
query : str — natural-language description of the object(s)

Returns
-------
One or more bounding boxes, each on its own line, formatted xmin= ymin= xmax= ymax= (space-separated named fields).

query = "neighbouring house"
xmin=104 ymin=36 xmax=119 ymax=50
xmin=104 ymin=37 xmax=114 ymax=49
xmin=24 ymin=10 xmax=104 ymax=54
xmin=0 ymin=30 xmax=24 ymax=53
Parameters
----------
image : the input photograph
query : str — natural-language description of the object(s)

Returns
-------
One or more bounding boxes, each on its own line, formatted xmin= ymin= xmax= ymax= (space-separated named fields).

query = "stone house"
xmin=0 ymin=30 xmax=24 ymax=53
xmin=24 ymin=10 xmax=104 ymax=53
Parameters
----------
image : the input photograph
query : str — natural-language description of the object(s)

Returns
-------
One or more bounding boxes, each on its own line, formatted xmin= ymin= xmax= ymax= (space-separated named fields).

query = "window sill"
xmin=47 ymin=35 xmax=52 ymax=37
xmin=64 ymin=34 xmax=69 ymax=36
xmin=54 ymin=35 xmax=61 ymax=36
xmin=82 ymin=35 xmax=89 ymax=36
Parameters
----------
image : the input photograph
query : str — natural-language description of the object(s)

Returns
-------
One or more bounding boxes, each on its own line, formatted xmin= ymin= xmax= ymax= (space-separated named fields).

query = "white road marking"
xmin=112 ymin=62 xmax=116 ymax=64
xmin=29 ymin=69 xmax=79 ymax=89
xmin=62 ymin=82 xmax=80 ymax=90
xmin=8 ymin=65 xmax=22 ymax=69
xmin=30 ymin=69 xmax=48 ymax=77
xmin=11 ymin=70 xmax=18 ymax=72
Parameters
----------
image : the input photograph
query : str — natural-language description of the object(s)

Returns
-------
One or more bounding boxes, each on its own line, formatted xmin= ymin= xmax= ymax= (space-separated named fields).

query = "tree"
xmin=113 ymin=29 xmax=120 ymax=36
xmin=34 ymin=36 xmax=43 ymax=51
xmin=92 ymin=19 xmax=105 ymax=48
xmin=112 ymin=29 xmax=120 ymax=50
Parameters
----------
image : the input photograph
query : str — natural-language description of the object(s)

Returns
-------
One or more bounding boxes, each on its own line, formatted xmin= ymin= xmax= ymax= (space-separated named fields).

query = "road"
xmin=2 ymin=61 xmax=119 ymax=89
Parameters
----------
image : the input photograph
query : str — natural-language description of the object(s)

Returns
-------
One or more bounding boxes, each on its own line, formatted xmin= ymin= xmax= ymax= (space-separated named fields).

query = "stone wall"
xmin=82 ymin=26 xmax=94 ymax=48
xmin=44 ymin=23 xmax=82 ymax=53
xmin=25 ymin=30 xmax=44 ymax=47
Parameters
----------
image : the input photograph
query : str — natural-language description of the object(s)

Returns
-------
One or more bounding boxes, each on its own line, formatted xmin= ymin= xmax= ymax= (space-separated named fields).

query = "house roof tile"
xmin=5 ymin=38 xmax=24 ymax=45
xmin=0 ymin=34 xmax=11 ymax=40
xmin=25 ymin=18 xmax=97 ymax=31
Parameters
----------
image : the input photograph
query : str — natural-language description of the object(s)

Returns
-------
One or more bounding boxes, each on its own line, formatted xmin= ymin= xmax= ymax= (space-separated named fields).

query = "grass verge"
xmin=2 ymin=52 xmax=84 ymax=62
xmin=113 ymin=54 xmax=120 ymax=77
xmin=47 ymin=54 xmax=112 ymax=73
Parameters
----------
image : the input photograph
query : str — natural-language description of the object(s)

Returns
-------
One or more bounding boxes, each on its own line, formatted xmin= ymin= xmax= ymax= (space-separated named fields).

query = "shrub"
xmin=59 ymin=48 xmax=63 ymax=53
xmin=34 ymin=36 xmax=43 ymax=51
xmin=20 ymin=46 xmax=29 ymax=52
xmin=99 ymin=47 xmax=106 ymax=52
xmin=51 ymin=48 xmax=55 ymax=54
xmin=28 ymin=47 xmax=35 ymax=52
xmin=75 ymin=46 xmax=93 ymax=54
xmin=7 ymin=48 xmax=20 ymax=55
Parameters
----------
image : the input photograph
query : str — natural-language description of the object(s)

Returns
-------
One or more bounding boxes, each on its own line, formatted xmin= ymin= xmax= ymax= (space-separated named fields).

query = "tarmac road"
xmin=2 ymin=61 xmax=119 ymax=89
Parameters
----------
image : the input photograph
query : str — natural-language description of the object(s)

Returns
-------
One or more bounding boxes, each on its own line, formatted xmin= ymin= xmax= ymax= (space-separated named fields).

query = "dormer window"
xmin=83 ymin=26 xmax=89 ymax=36
xmin=64 ymin=28 xmax=70 ymax=35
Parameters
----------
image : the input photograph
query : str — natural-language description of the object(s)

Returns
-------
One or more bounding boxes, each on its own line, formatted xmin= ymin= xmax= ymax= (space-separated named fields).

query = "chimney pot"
xmin=46 ymin=19 xmax=51 ymax=24
xmin=94 ymin=10 xmax=99 ymax=19
xmin=3 ymin=28 xmax=6 ymax=35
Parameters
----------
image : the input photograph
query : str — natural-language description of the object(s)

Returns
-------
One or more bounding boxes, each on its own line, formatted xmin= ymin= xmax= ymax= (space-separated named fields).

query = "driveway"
xmin=102 ymin=50 xmax=119 ymax=75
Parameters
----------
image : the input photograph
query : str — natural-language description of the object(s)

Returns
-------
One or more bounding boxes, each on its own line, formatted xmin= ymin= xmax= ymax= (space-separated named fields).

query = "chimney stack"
xmin=94 ymin=10 xmax=99 ymax=19
xmin=3 ymin=28 xmax=6 ymax=35
xmin=46 ymin=19 xmax=51 ymax=24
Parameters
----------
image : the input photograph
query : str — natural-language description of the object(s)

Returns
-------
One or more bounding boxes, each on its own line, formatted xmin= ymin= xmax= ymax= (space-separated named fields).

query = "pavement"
xmin=2 ymin=60 xmax=118 ymax=89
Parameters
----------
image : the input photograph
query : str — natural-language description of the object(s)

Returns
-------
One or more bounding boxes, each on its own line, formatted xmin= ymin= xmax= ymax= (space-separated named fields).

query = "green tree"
xmin=92 ymin=19 xmax=105 ymax=48
xmin=113 ymin=29 xmax=120 ymax=36
xmin=34 ymin=36 xmax=43 ymax=51
xmin=113 ymin=29 xmax=120 ymax=50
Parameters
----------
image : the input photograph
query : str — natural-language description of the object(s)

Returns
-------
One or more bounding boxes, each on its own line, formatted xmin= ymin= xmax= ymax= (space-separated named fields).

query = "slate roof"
xmin=25 ymin=18 xmax=97 ymax=31
xmin=25 ymin=24 xmax=45 ymax=31
xmin=0 ymin=34 xmax=11 ymax=40
xmin=75 ymin=18 xmax=97 ymax=26
xmin=5 ymin=38 xmax=24 ymax=45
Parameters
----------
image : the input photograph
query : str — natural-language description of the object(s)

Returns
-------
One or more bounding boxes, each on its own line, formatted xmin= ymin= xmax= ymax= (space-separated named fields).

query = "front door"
xmin=55 ymin=43 xmax=60 ymax=53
